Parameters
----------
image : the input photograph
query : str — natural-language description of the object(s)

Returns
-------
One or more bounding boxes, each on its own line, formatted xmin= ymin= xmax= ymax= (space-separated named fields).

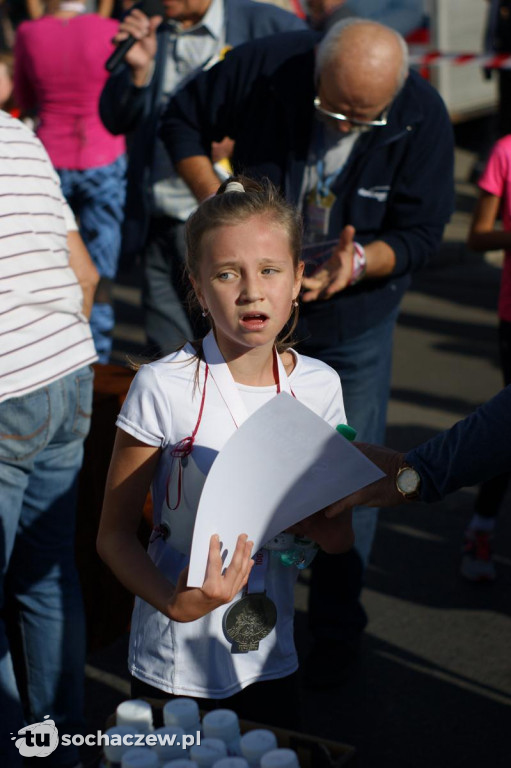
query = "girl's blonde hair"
xmin=185 ymin=175 xmax=303 ymax=351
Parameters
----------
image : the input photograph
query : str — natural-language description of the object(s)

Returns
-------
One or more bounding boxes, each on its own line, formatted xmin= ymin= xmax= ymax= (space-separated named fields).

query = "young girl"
xmin=97 ymin=176 xmax=349 ymax=726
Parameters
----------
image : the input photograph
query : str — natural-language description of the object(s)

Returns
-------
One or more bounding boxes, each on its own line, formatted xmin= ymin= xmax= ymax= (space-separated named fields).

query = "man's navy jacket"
xmin=407 ymin=385 xmax=511 ymax=502
xmin=161 ymin=30 xmax=455 ymax=341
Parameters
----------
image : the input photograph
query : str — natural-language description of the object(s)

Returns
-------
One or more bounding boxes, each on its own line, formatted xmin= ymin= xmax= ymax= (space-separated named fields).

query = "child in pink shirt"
xmin=14 ymin=6 xmax=126 ymax=362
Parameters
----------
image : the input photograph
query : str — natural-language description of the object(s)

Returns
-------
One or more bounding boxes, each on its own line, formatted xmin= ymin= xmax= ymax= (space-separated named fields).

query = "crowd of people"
xmin=0 ymin=1 xmax=509 ymax=767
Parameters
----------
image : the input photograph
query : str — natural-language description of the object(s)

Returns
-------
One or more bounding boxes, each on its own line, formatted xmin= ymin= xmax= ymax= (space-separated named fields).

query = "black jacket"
xmin=161 ymin=30 xmax=455 ymax=340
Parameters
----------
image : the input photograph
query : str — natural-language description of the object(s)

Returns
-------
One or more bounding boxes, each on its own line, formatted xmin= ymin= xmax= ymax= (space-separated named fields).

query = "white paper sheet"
xmin=187 ymin=392 xmax=385 ymax=587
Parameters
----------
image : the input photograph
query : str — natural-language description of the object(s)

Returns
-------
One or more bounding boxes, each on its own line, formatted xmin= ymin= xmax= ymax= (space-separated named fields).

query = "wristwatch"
xmin=395 ymin=465 xmax=421 ymax=500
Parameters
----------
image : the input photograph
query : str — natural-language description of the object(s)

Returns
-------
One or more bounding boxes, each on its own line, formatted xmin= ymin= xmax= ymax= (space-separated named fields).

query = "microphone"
xmin=105 ymin=0 xmax=165 ymax=73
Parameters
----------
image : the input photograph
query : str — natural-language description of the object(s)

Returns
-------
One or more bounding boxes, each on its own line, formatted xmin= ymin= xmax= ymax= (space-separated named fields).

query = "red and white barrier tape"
xmin=410 ymin=52 xmax=511 ymax=69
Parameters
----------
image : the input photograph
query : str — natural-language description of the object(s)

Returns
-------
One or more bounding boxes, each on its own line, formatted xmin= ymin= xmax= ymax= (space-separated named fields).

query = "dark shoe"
xmin=302 ymin=638 xmax=360 ymax=690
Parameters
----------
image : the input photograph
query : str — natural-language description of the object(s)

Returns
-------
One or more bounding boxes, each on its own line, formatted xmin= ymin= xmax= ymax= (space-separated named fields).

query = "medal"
xmin=198 ymin=336 xmax=286 ymax=651
xmin=223 ymin=593 xmax=277 ymax=653
xmin=223 ymin=547 xmax=277 ymax=653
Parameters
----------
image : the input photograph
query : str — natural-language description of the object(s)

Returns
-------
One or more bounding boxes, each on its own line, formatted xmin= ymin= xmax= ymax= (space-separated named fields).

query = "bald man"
xmin=161 ymin=19 xmax=454 ymax=688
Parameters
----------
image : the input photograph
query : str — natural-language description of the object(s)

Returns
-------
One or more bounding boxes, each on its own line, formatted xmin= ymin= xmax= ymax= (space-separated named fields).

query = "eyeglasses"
xmin=313 ymin=96 xmax=389 ymax=129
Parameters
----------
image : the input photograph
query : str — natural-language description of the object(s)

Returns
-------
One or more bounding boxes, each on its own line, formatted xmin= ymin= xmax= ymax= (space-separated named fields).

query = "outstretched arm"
xmin=322 ymin=384 xmax=511 ymax=517
xmin=324 ymin=443 xmax=407 ymax=516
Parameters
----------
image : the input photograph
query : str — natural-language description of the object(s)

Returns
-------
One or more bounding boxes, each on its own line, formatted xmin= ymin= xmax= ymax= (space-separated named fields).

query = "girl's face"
xmin=191 ymin=214 xmax=303 ymax=359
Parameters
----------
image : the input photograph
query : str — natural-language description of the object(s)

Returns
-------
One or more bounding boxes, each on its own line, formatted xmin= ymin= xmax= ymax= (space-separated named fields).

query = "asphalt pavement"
xmin=81 ymin=135 xmax=511 ymax=768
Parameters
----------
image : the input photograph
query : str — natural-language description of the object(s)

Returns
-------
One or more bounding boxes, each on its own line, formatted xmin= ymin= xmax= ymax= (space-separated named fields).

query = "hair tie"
xmin=224 ymin=181 xmax=245 ymax=194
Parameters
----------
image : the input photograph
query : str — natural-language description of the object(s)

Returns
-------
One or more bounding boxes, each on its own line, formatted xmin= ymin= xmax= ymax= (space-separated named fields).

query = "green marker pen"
xmin=336 ymin=424 xmax=357 ymax=441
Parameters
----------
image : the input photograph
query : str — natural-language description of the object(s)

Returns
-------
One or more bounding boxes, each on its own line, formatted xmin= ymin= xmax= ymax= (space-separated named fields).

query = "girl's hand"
xmin=168 ymin=534 xmax=254 ymax=622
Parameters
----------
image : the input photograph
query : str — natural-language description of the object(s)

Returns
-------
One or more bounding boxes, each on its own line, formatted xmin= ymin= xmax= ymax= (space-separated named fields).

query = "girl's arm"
xmin=468 ymin=190 xmax=511 ymax=251
xmin=97 ymin=429 xmax=254 ymax=622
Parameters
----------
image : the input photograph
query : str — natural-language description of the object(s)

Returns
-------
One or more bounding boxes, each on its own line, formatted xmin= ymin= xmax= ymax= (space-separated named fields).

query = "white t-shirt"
xmin=117 ymin=343 xmax=346 ymax=698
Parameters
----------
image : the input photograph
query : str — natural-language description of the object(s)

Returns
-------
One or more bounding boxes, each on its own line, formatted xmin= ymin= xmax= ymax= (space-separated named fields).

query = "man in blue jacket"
xmin=99 ymin=0 xmax=305 ymax=355
xmin=323 ymin=385 xmax=511 ymax=512
xmin=160 ymin=18 xmax=455 ymax=688
xmin=293 ymin=384 xmax=511 ymax=547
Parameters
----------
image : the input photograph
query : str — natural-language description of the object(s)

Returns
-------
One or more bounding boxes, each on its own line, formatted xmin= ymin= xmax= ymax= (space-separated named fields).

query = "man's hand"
xmin=323 ymin=443 xmax=408 ymax=518
xmin=211 ymin=137 xmax=235 ymax=163
xmin=113 ymin=9 xmax=163 ymax=85
xmin=301 ymin=225 xmax=355 ymax=302
xmin=288 ymin=508 xmax=354 ymax=554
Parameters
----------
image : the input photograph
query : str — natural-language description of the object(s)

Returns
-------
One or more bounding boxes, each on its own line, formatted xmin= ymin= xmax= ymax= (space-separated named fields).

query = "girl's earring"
xmin=292 ymin=300 xmax=299 ymax=308
xmin=201 ymin=307 xmax=209 ymax=318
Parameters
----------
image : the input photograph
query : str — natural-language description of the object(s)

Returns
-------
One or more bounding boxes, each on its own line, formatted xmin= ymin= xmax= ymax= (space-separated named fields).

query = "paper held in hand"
xmin=187 ymin=392 xmax=384 ymax=587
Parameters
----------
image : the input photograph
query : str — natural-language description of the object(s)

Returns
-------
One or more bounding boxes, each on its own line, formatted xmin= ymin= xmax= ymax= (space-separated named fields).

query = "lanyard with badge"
xmin=202 ymin=332 xmax=290 ymax=653
xmin=302 ymin=126 xmax=347 ymax=277
xmin=304 ymin=156 xmax=339 ymax=238
xmin=304 ymin=121 xmax=346 ymax=240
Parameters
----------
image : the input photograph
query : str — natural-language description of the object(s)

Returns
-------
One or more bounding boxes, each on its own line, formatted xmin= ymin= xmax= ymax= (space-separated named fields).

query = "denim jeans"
xmin=59 ymin=155 xmax=127 ymax=363
xmin=0 ymin=367 xmax=93 ymax=767
xmin=296 ymin=307 xmax=399 ymax=642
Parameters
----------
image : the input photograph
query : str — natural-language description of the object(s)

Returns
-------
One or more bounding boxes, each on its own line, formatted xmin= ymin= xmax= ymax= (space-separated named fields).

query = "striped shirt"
xmin=0 ymin=111 xmax=97 ymax=404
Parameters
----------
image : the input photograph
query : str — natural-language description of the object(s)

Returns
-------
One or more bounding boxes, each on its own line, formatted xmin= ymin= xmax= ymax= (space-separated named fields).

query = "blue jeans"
xmin=59 ymin=155 xmax=127 ymax=363
xmin=297 ymin=307 xmax=398 ymax=642
xmin=0 ymin=367 xmax=93 ymax=767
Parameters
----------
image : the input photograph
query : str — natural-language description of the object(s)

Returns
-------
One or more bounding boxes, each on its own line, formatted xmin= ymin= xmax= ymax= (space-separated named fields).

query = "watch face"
xmin=397 ymin=467 xmax=420 ymax=495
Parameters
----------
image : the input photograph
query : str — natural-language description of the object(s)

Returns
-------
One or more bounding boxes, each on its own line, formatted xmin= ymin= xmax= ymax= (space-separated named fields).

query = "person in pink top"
xmin=14 ymin=1 xmax=127 ymax=362
xmin=461 ymin=135 xmax=511 ymax=582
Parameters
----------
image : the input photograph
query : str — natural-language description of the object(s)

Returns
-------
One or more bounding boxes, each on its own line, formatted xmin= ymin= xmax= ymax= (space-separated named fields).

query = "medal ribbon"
xmin=165 ymin=363 xmax=209 ymax=512
xmin=314 ymin=124 xmax=346 ymax=205
xmin=202 ymin=330 xmax=293 ymax=428
xmin=246 ymin=548 xmax=270 ymax=595
xmin=315 ymin=157 xmax=342 ymax=204
xmin=202 ymin=331 xmax=292 ymax=597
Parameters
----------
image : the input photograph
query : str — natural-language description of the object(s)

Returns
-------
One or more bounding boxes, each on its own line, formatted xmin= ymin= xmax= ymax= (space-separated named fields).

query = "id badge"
xmin=304 ymin=187 xmax=336 ymax=237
